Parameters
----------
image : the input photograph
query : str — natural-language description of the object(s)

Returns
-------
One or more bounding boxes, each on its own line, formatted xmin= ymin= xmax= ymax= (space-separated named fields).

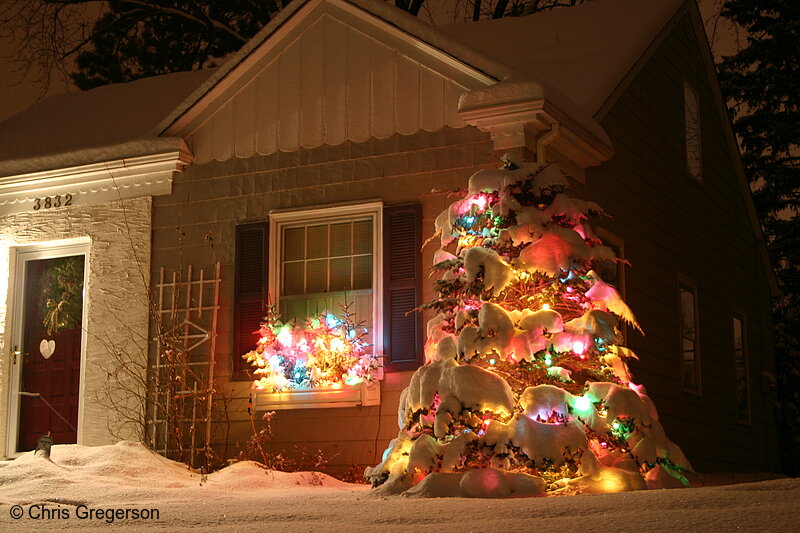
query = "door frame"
xmin=6 ymin=238 xmax=90 ymax=457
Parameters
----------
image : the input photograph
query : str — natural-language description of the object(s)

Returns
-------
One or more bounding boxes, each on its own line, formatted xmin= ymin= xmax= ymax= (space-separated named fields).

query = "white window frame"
xmin=732 ymin=308 xmax=751 ymax=425
xmin=684 ymin=80 xmax=702 ymax=183
xmin=254 ymin=201 xmax=383 ymax=410
xmin=678 ymin=274 xmax=701 ymax=395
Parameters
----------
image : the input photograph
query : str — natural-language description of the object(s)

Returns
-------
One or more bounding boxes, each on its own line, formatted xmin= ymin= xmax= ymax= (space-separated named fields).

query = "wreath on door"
xmin=41 ymin=256 xmax=85 ymax=335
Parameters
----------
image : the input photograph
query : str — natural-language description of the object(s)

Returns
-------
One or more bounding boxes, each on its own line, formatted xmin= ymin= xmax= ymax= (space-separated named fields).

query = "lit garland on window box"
xmin=243 ymin=307 xmax=380 ymax=393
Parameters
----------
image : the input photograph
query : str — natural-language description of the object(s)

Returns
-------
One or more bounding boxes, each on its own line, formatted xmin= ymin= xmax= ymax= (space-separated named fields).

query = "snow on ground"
xmin=0 ymin=442 xmax=797 ymax=532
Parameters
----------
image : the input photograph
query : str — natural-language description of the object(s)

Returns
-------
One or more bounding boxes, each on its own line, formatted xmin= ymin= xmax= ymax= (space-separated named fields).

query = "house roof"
xmin=0 ymin=0 xmax=685 ymax=177
xmin=437 ymin=0 xmax=685 ymax=116
xmin=155 ymin=0 xmax=518 ymax=137
xmin=0 ymin=69 xmax=214 ymax=176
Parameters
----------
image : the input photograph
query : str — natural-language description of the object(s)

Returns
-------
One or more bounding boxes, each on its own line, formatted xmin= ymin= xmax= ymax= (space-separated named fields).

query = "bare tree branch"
xmin=472 ymin=0 xmax=482 ymax=21
xmin=492 ymin=0 xmax=508 ymax=19
xmin=0 ymin=0 xmax=101 ymax=96
xmin=409 ymin=0 xmax=425 ymax=17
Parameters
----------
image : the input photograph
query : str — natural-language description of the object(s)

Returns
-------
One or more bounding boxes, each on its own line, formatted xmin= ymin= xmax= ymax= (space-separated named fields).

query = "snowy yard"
xmin=0 ymin=442 xmax=797 ymax=532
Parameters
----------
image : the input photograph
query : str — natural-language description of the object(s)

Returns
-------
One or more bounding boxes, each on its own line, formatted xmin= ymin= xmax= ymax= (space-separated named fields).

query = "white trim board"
xmin=268 ymin=200 xmax=384 ymax=356
xmin=0 ymin=150 xmax=191 ymax=216
xmin=5 ymin=239 xmax=90 ymax=457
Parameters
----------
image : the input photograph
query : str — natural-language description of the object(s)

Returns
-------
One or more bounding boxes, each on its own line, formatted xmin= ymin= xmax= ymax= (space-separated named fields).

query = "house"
xmin=0 ymin=0 xmax=779 ymax=475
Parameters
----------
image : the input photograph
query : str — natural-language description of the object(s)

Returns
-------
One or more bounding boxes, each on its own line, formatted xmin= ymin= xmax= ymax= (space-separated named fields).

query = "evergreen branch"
xmin=118 ymin=1 xmax=249 ymax=43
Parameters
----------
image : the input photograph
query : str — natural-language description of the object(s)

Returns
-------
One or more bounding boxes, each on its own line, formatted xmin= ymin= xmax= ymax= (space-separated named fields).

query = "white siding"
xmin=188 ymin=15 xmax=469 ymax=163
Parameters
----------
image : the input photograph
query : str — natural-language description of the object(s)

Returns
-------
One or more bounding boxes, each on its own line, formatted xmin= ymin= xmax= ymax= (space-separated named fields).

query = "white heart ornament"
xmin=39 ymin=339 xmax=56 ymax=360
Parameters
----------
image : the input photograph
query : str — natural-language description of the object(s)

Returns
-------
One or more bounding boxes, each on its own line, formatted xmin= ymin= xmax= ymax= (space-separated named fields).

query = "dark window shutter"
xmin=383 ymin=204 xmax=422 ymax=371
xmin=233 ymin=222 xmax=269 ymax=378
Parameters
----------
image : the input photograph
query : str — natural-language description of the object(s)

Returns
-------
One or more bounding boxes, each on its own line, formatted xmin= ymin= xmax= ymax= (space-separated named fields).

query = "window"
xmin=732 ymin=313 xmax=750 ymax=424
xmin=678 ymin=278 xmax=701 ymax=393
xmin=233 ymin=202 xmax=423 ymax=393
xmin=270 ymin=202 xmax=382 ymax=352
xmin=684 ymin=80 xmax=702 ymax=182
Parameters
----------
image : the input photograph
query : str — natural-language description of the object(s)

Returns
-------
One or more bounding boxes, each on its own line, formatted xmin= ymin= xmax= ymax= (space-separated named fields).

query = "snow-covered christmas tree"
xmin=366 ymin=156 xmax=693 ymax=497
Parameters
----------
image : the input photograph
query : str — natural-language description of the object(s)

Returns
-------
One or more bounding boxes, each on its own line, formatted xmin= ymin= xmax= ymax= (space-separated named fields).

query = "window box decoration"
xmin=251 ymin=380 xmax=381 ymax=411
xmin=244 ymin=308 xmax=381 ymax=410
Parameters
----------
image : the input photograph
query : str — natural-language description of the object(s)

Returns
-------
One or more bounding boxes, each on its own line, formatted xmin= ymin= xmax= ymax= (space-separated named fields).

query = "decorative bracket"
xmin=458 ymin=81 xmax=614 ymax=179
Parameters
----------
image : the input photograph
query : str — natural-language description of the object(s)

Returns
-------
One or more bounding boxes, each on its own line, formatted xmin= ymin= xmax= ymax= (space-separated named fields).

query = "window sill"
xmin=251 ymin=380 xmax=380 ymax=411
xmin=681 ymin=387 xmax=702 ymax=397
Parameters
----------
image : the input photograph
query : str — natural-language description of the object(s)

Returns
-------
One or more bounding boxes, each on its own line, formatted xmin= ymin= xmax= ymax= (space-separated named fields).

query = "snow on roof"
xmin=158 ymin=0 xmax=611 ymax=151
xmin=0 ymin=0 xmax=685 ymax=176
xmin=156 ymin=0 xmax=522 ymax=135
xmin=438 ymin=0 xmax=686 ymax=115
xmin=0 ymin=69 xmax=214 ymax=176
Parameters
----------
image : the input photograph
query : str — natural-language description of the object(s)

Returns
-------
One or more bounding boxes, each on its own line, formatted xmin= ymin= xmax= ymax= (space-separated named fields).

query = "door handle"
xmin=11 ymin=345 xmax=21 ymax=365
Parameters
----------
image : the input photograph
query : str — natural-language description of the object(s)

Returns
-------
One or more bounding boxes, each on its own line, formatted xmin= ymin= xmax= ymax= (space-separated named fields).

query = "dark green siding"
xmin=574 ymin=13 xmax=778 ymax=472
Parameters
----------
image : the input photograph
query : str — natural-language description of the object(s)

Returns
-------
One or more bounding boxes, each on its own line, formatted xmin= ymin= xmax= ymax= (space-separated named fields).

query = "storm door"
xmin=10 ymin=246 xmax=87 ymax=453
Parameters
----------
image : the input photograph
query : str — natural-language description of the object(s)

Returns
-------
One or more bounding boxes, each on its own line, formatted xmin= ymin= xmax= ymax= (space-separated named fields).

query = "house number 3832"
xmin=33 ymin=194 xmax=73 ymax=210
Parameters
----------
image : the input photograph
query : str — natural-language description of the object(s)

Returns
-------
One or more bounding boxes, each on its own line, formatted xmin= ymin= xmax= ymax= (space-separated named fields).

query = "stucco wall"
xmin=0 ymin=197 xmax=152 ymax=457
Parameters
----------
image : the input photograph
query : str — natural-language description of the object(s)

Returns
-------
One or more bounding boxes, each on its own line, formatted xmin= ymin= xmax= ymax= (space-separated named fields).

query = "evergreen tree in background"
xmin=70 ymin=1 xmax=278 ymax=89
xmin=717 ymin=0 xmax=800 ymax=474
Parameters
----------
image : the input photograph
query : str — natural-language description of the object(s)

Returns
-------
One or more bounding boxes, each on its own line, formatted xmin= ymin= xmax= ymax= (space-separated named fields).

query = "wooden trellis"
xmin=148 ymin=263 xmax=220 ymax=470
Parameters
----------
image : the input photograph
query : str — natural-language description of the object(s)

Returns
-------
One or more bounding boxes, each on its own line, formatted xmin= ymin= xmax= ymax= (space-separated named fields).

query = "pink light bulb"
xmin=277 ymin=328 xmax=293 ymax=348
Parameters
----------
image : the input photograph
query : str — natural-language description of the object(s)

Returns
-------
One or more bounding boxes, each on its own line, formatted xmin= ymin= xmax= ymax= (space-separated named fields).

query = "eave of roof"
xmin=157 ymin=0 xmax=610 ymax=148
xmin=0 ymin=69 xmax=213 ymax=177
xmin=0 ymin=138 xmax=188 ymax=179
xmin=0 ymin=0 xmax=685 ymax=178
xmin=437 ymin=0 xmax=685 ymax=116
